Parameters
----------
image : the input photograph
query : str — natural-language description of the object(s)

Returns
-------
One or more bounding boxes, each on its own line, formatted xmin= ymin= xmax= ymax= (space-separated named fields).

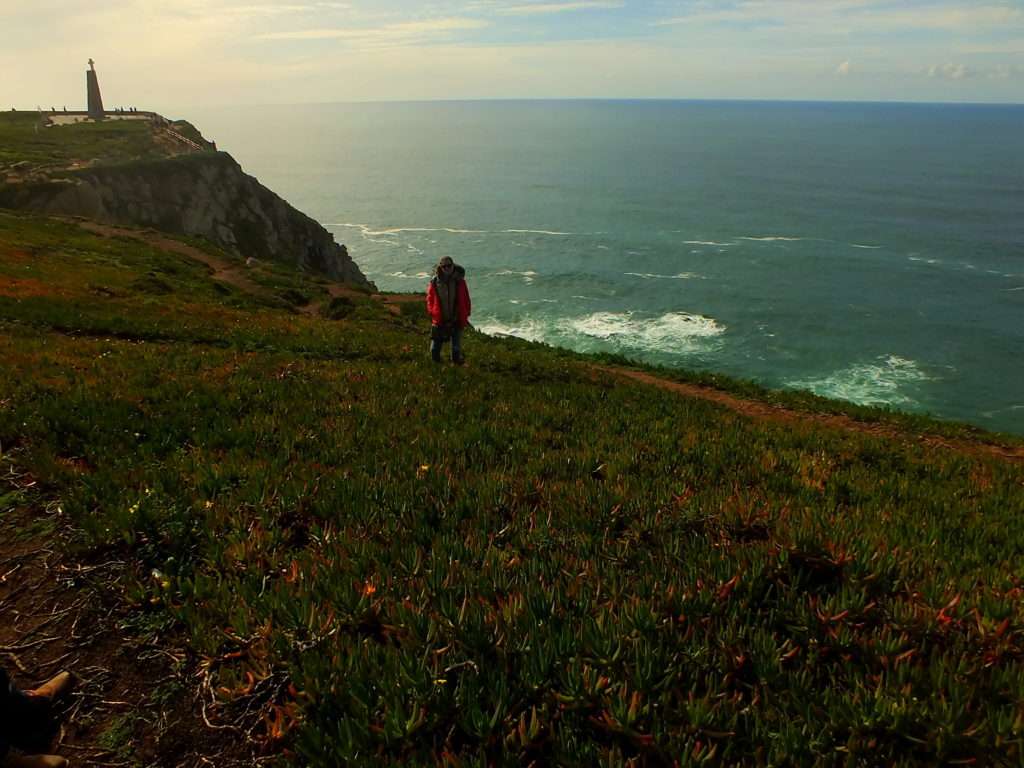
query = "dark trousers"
xmin=0 ymin=668 xmax=54 ymax=757
xmin=430 ymin=326 xmax=464 ymax=362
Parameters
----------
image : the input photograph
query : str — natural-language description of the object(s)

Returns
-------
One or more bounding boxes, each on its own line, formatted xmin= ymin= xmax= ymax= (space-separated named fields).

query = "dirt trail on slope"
xmin=321 ymin=280 xmax=422 ymax=317
xmin=597 ymin=366 xmax=1024 ymax=464
xmin=76 ymin=221 xmax=268 ymax=299
xmin=77 ymin=219 xmax=424 ymax=318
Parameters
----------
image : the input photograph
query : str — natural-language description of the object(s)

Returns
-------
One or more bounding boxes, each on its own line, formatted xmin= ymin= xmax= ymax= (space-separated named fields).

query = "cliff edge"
xmin=0 ymin=113 xmax=373 ymax=288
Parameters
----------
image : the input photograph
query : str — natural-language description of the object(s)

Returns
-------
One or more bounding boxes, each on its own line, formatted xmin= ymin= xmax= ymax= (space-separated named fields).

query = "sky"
xmin=2 ymin=0 xmax=1023 ymax=109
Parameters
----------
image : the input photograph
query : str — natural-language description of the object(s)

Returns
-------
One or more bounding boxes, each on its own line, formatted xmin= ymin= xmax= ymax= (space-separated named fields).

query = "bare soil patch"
xmin=0 ymin=507 xmax=253 ymax=767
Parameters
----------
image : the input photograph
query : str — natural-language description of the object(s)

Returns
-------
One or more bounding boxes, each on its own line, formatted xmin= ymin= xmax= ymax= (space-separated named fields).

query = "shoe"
xmin=26 ymin=672 xmax=76 ymax=703
xmin=2 ymin=754 xmax=69 ymax=768
xmin=452 ymin=353 xmax=465 ymax=365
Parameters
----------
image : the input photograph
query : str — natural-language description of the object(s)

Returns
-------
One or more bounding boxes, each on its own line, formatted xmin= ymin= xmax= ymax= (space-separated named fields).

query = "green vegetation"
xmin=0 ymin=112 xmax=171 ymax=172
xmin=1 ymin=209 xmax=1023 ymax=766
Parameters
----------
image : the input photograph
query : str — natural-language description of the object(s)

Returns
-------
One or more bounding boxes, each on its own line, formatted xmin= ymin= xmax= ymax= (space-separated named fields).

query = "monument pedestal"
xmin=87 ymin=59 xmax=104 ymax=120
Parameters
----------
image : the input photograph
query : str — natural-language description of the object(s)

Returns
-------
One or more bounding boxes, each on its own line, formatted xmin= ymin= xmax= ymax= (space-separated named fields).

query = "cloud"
xmin=836 ymin=60 xmax=851 ymax=75
xmin=257 ymin=17 xmax=489 ymax=45
xmin=924 ymin=61 xmax=1023 ymax=80
xmin=928 ymin=62 xmax=970 ymax=79
xmin=653 ymin=1 xmax=1024 ymax=32
xmin=496 ymin=1 xmax=624 ymax=14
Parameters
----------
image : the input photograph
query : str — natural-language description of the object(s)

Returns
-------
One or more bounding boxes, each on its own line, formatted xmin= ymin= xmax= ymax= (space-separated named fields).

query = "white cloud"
xmin=928 ymin=62 xmax=970 ymax=79
xmin=653 ymin=1 xmax=1024 ymax=31
xmin=257 ymin=17 xmax=489 ymax=45
xmin=836 ymin=60 xmax=851 ymax=75
xmin=497 ymin=1 xmax=624 ymax=14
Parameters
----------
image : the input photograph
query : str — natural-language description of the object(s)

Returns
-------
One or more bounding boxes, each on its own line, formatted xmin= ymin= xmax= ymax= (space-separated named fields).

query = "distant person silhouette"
xmin=426 ymin=256 xmax=471 ymax=364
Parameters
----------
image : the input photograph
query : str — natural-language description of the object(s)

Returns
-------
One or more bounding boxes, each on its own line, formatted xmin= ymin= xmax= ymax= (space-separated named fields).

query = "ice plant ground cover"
xmin=1 ymin=210 xmax=1023 ymax=766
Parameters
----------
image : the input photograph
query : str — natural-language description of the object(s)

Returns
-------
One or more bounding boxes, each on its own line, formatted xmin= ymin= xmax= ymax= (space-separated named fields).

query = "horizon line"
xmin=166 ymin=95 xmax=1024 ymax=109
xmin=13 ymin=96 xmax=1024 ymax=113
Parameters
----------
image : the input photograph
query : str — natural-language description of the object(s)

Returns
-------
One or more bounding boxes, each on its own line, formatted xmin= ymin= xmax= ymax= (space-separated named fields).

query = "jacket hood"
xmin=432 ymin=262 xmax=465 ymax=281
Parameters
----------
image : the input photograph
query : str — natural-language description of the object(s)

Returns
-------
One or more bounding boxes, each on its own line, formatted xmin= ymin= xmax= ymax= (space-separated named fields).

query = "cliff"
xmin=0 ymin=115 xmax=372 ymax=288
xmin=0 ymin=152 xmax=372 ymax=288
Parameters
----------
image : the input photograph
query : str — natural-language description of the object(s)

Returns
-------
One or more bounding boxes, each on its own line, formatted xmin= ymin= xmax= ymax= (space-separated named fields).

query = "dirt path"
xmin=76 ymin=221 xmax=269 ymax=299
xmin=321 ymin=280 xmax=422 ymax=317
xmin=77 ymin=219 xmax=424 ymax=319
xmin=597 ymin=366 xmax=1024 ymax=464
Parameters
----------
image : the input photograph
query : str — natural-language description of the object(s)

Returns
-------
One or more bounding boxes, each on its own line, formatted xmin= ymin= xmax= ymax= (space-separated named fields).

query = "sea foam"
xmin=566 ymin=311 xmax=724 ymax=355
xmin=787 ymin=355 xmax=932 ymax=408
xmin=477 ymin=310 xmax=724 ymax=356
xmin=624 ymin=272 xmax=701 ymax=280
xmin=474 ymin=318 xmax=550 ymax=343
xmin=492 ymin=269 xmax=539 ymax=284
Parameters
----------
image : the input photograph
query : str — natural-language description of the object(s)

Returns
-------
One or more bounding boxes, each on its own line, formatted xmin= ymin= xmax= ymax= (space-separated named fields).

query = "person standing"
xmin=426 ymin=257 xmax=471 ymax=364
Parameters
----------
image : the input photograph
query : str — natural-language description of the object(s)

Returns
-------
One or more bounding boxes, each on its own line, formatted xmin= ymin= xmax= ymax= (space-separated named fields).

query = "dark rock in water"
xmin=0 ymin=152 xmax=374 ymax=289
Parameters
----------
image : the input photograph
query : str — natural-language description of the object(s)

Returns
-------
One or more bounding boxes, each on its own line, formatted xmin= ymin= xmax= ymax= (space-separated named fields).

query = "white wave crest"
xmin=684 ymin=240 xmax=733 ymax=247
xmin=492 ymin=269 xmax=538 ymax=284
xmin=387 ymin=271 xmax=431 ymax=279
xmin=624 ymin=272 xmax=702 ymax=280
xmin=475 ymin=318 xmax=550 ymax=343
xmin=739 ymin=236 xmax=804 ymax=242
xmin=376 ymin=226 xmax=485 ymax=235
xmin=478 ymin=310 xmax=724 ymax=356
xmin=567 ymin=311 xmax=724 ymax=354
xmin=850 ymin=243 xmax=882 ymax=249
xmin=331 ymin=222 xmax=577 ymax=237
xmin=503 ymin=229 xmax=575 ymax=236
xmin=787 ymin=355 xmax=932 ymax=408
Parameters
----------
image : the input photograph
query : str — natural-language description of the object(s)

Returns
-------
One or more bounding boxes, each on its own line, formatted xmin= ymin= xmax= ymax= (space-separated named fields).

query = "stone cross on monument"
xmin=86 ymin=58 xmax=105 ymax=119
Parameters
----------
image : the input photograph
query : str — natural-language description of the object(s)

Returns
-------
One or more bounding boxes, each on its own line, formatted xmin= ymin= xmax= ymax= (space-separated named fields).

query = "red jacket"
xmin=426 ymin=268 xmax=471 ymax=328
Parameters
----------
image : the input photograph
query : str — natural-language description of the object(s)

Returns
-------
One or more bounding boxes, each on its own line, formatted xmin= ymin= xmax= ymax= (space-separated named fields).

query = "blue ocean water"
xmin=186 ymin=101 xmax=1024 ymax=434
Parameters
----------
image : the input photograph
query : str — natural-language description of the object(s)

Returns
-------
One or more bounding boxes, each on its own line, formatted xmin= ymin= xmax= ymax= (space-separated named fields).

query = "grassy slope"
xmin=0 ymin=112 xmax=172 ymax=171
xmin=2 ymin=210 xmax=1024 ymax=766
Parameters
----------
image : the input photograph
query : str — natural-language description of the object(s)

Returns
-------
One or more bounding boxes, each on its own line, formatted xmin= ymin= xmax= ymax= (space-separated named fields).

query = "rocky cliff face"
xmin=0 ymin=152 xmax=373 ymax=288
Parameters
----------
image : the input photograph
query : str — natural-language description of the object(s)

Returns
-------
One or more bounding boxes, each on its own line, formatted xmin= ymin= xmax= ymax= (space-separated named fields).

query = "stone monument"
xmin=86 ymin=58 xmax=105 ymax=120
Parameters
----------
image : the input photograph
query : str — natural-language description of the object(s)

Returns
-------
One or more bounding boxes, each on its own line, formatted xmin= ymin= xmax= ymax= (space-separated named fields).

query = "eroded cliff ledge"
xmin=1 ymin=150 xmax=373 ymax=288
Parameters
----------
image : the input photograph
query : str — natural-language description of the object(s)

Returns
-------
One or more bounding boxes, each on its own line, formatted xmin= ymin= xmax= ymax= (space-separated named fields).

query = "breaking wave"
xmin=331 ymin=222 xmax=578 ymax=237
xmin=624 ymin=272 xmax=702 ymax=280
xmin=786 ymin=355 xmax=933 ymax=408
xmin=503 ymin=229 xmax=575 ymax=236
xmin=479 ymin=311 xmax=725 ymax=357
xmin=492 ymin=269 xmax=538 ymax=284
xmin=474 ymin=318 xmax=550 ymax=343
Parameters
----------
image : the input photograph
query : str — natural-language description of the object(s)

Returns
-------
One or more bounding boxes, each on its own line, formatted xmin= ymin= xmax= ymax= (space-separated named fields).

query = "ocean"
xmin=184 ymin=100 xmax=1024 ymax=434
